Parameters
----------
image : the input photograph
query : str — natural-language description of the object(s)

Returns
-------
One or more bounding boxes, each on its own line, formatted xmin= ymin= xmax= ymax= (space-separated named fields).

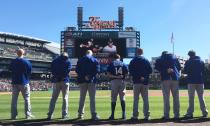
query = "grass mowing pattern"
xmin=0 ymin=90 xmax=209 ymax=121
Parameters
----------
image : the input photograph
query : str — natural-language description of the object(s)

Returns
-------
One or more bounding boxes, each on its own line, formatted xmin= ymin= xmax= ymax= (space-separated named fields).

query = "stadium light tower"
xmin=78 ymin=0 xmax=82 ymax=7
xmin=119 ymin=0 xmax=124 ymax=7
xmin=118 ymin=0 xmax=124 ymax=31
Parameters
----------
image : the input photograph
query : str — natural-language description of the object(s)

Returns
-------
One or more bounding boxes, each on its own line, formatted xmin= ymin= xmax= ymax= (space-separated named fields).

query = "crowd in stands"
xmin=0 ymin=78 xmax=11 ymax=91
xmin=30 ymin=80 xmax=53 ymax=91
xmin=0 ymin=43 xmax=53 ymax=61
xmin=0 ymin=78 xmax=121 ymax=91
xmin=0 ymin=78 xmax=53 ymax=92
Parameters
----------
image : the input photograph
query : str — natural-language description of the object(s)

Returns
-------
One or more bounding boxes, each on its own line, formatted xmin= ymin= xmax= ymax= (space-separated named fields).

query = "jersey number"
xmin=115 ymin=67 xmax=123 ymax=75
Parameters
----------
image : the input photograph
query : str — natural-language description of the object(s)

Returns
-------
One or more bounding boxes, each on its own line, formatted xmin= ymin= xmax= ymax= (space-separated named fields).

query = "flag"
xmin=171 ymin=32 xmax=174 ymax=44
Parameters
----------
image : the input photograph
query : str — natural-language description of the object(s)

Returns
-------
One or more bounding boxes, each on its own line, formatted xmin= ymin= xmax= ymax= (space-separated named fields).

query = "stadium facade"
xmin=0 ymin=32 xmax=59 ymax=79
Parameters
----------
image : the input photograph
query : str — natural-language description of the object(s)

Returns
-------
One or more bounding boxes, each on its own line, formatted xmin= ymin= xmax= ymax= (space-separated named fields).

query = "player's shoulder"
xmin=66 ymin=59 xmax=71 ymax=65
xmin=19 ymin=57 xmax=30 ymax=63
xmin=113 ymin=60 xmax=124 ymax=66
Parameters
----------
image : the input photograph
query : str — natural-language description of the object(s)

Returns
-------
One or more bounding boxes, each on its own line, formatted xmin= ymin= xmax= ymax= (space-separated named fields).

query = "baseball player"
xmin=9 ymin=49 xmax=34 ymax=120
xmin=184 ymin=50 xmax=208 ymax=118
xmin=129 ymin=48 xmax=152 ymax=120
xmin=155 ymin=51 xmax=181 ymax=119
xmin=47 ymin=52 xmax=71 ymax=120
xmin=76 ymin=50 xmax=100 ymax=120
xmin=107 ymin=53 xmax=128 ymax=120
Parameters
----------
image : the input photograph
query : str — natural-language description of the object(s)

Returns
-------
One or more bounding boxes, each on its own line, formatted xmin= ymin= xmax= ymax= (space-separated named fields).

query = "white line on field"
xmin=32 ymin=96 xmax=111 ymax=99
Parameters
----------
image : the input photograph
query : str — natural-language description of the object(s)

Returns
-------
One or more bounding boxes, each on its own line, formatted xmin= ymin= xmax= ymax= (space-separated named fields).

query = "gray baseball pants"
xmin=161 ymin=80 xmax=180 ymax=118
xmin=78 ymin=83 xmax=97 ymax=118
xmin=132 ymin=84 xmax=150 ymax=118
xmin=48 ymin=82 xmax=69 ymax=117
xmin=110 ymin=79 xmax=126 ymax=102
xmin=11 ymin=84 xmax=32 ymax=119
xmin=186 ymin=84 xmax=208 ymax=116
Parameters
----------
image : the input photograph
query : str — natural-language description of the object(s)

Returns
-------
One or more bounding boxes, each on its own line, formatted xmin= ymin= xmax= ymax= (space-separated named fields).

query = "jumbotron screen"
xmin=62 ymin=31 xmax=140 ymax=72
xmin=74 ymin=38 xmax=126 ymax=58
xmin=62 ymin=31 xmax=140 ymax=60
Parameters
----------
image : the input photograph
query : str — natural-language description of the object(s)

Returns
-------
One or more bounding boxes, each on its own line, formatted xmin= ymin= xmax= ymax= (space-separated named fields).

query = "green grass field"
xmin=0 ymin=90 xmax=209 ymax=121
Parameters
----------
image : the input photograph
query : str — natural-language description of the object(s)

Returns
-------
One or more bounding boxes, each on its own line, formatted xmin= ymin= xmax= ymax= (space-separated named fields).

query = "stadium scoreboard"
xmin=60 ymin=6 xmax=141 ymax=71
xmin=61 ymin=31 xmax=140 ymax=59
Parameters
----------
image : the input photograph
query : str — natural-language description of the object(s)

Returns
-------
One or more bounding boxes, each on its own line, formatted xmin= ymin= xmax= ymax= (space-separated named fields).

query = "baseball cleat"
xmin=47 ymin=115 xmax=52 ymax=120
xmin=62 ymin=115 xmax=69 ymax=120
xmin=130 ymin=117 xmax=138 ymax=121
xmin=161 ymin=116 xmax=169 ymax=120
xmin=144 ymin=116 xmax=150 ymax=121
xmin=11 ymin=116 xmax=17 ymax=120
xmin=122 ymin=115 xmax=126 ymax=120
xmin=26 ymin=115 xmax=35 ymax=119
xmin=108 ymin=115 xmax=114 ymax=120
xmin=202 ymin=114 xmax=208 ymax=118
xmin=77 ymin=115 xmax=84 ymax=120
xmin=91 ymin=115 xmax=100 ymax=120
xmin=183 ymin=114 xmax=193 ymax=119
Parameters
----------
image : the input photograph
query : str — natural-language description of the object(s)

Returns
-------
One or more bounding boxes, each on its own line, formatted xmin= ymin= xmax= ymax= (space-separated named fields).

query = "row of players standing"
xmin=9 ymin=48 xmax=208 ymax=120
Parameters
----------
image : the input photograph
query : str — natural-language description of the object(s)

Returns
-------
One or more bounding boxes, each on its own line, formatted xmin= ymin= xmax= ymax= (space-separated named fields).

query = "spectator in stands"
xmin=9 ymin=49 xmax=34 ymax=120
xmin=47 ymin=52 xmax=71 ymax=120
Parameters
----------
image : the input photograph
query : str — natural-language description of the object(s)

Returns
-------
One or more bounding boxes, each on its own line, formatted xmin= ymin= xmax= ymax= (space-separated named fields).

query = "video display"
xmin=74 ymin=38 xmax=126 ymax=59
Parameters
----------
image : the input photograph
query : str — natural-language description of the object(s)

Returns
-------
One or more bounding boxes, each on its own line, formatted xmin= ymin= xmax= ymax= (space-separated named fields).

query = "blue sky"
xmin=0 ymin=0 xmax=210 ymax=61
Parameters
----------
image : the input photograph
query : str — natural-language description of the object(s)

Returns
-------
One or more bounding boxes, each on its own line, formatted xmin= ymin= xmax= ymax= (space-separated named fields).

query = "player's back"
xmin=108 ymin=60 xmax=128 ymax=76
xmin=76 ymin=55 xmax=100 ymax=83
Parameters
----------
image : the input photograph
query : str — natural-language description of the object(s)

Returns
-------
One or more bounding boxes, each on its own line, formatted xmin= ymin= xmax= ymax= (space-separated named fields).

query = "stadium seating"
xmin=0 ymin=43 xmax=53 ymax=61
xmin=0 ymin=78 xmax=53 ymax=91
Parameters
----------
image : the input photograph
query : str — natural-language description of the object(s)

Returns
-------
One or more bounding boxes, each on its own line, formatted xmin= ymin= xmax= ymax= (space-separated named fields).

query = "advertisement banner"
xmin=126 ymin=48 xmax=136 ymax=57
xmin=126 ymin=38 xmax=136 ymax=48
xmin=67 ymin=48 xmax=74 ymax=58
xmin=118 ymin=32 xmax=136 ymax=38
xmin=64 ymin=31 xmax=119 ymax=39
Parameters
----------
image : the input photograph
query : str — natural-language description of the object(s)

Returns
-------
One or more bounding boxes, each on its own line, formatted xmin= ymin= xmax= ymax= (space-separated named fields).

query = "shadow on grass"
xmin=1 ymin=117 xmax=210 ymax=126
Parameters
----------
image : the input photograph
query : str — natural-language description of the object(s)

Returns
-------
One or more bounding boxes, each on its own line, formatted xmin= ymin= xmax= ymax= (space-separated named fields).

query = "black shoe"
xmin=201 ymin=114 xmax=208 ymax=118
xmin=161 ymin=116 xmax=169 ymax=120
xmin=47 ymin=115 xmax=52 ymax=120
xmin=11 ymin=116 xmax=17 ymax=120
xmin=108 ymin=115 xmax=114 ymax=120
xmin=77 ymin=115 xmax=84 ymax=120
xmin=62 ymin=115 xmax=69 ymax=120
xmin=92 ymin=115 xmax=100 ymax=120
xmin=184 ymin=114 xmax=193 ymax=119
xmin=26 ymin=115 xmax=35 ymax=119
xmin=172 ymin=116 xmax=180 ymax=120
xmin=143 ymin=116 xmax=150 ymax=121
xmin=130 ymin=117 xmax=138 ymax=121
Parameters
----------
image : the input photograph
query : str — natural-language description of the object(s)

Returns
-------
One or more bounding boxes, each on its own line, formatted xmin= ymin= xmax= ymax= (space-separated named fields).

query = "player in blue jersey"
xmin=47 ymin=52 xmax=71 ymax=120
xmin=155 ymin=51 xmax=181 ymax=120
xmin=107 ymin=53 xmax=128 ymax=120
xmin=184 ymin=50 xmax=208 ymax=118
xmin=129 ymin=48 xmax=152 ymax=120
xmin=76 ymin=50 xmax=100 ymax=120
xmin=9 ymin=49 xmax=34 ymax=120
